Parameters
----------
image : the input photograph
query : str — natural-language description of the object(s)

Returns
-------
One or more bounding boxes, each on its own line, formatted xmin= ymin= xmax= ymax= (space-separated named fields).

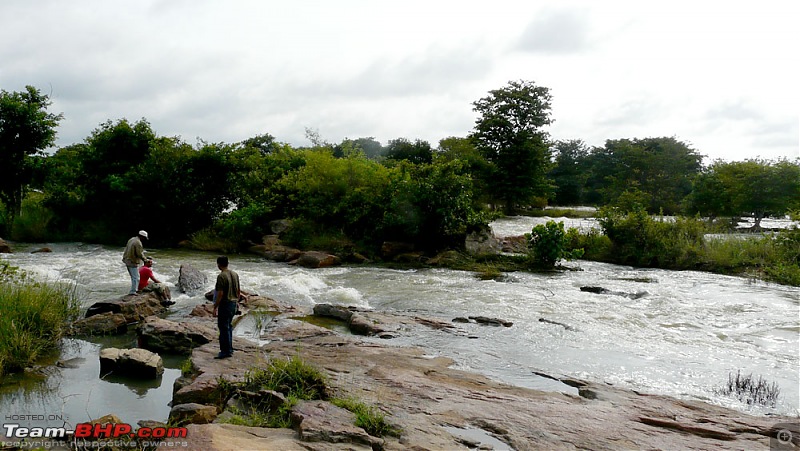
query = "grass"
xmin=0 ymin=265 xmax=81 ymax=376
xmin=715 ymin=370 xmax=781 ymax=407
xmin=215 ymin=355 xmax=400 ymax=437
xmin=331 ymin=397 xmax=401 ymax=438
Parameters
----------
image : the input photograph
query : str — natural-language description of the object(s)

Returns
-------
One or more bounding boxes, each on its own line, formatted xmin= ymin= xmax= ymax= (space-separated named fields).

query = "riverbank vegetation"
xmin=1 ymin=83 xmax=799 ymax=285
xmin=0 ymin=261 xmax=80 ymax=376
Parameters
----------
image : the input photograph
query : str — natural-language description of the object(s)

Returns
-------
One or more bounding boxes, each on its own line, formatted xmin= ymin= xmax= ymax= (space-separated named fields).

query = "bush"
xmin=0 ymin=274 xmax=80 ymax=376
xmin=242 ymin=355 xmax=328 ymax=401
xmin=526 ymin=220 xmax=583 ymax=268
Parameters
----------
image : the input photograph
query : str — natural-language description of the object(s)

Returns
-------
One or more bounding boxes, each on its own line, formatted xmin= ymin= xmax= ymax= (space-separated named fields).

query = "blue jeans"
xmin=217 ymin=301 xmax=236 ymax=356
xmin=126 ymin=265 xmax=139 ymax=295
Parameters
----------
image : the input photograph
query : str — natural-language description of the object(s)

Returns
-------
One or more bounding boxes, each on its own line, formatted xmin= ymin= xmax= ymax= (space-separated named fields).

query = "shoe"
xmin=214 ymin=353 xmax=232 ymax=359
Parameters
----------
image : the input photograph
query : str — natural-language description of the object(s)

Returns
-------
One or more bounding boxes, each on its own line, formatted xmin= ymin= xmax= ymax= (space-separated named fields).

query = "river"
xmin=1 ymin=216 xmax=798 ymax=430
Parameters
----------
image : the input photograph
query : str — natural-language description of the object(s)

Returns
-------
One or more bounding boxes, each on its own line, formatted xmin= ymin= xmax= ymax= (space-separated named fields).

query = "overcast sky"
xmin=2 ymin=0 xmax=798 ymax=163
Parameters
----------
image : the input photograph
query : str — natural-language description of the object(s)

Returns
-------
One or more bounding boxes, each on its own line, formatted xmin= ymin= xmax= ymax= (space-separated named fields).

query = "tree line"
xmin=1 ymin=82 xmax=798 ymax=253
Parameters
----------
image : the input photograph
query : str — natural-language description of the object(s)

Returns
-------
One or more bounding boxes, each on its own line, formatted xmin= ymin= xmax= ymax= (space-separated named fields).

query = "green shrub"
xmin=526 ymin=220 xmax=583 ymax=268
xmin=0 ymin=277 xmax=80 ymax=376
xmin=10 ymin=193 xmax=56 ymax=242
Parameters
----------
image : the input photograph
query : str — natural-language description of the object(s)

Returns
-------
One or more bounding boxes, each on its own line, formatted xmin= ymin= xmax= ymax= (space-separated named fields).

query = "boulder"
xmin=178 ymin=264 xmax=207 ymax=293
xmin=99 ymin=347 xmax=164 ymax=379
xmin=84 ymin=292 xmax=167 ymax=323
xmin=465 ymin=228 xmax=501 ymax=256
xmin=31 ymin=247 xmax=52 ymax=254
xmin=293 ymin=251 xmax=341 ymax=269
xmin=291 ymin=400 xmax=383 ymax=449
xmin=137 ymin=316 xmax=217 ymax=354
xmin=312 ymin=303 xmax=354 ymax=322
xmin=249 ymin=235 xmax=303 ymax=262
xmin=500 ymin=235 xmax=527 ymax=253
xmin=70 ymin=312 xmax=128 ymax=336
xmin=269 ymin=219 xmax=293 ymax=235
xmin=349 ymin=313 xmax=386 ymax=336
xmin=0 ymin=238 xmax=11 ymax=253
xmin=169 ymin=403 xmax=218 ymax=426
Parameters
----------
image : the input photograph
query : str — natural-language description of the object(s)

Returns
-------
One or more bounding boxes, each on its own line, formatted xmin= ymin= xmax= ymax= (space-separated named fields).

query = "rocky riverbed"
xmin=127 ymin=295 xmax=796 ymax=450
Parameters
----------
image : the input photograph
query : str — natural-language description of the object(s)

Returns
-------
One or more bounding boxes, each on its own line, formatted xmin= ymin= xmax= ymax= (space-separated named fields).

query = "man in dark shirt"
xmin=213 ymin=255 xmax=240 ymax=359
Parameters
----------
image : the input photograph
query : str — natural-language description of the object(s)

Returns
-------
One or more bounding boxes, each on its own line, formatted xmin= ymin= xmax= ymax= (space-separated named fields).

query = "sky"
xmin=1 ymin=0 xmax=798 ymax=163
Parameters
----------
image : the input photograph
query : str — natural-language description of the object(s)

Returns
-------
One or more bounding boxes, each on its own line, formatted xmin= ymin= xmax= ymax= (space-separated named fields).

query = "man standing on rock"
xmin=122 ymin=230 xmax=148 ymax=295
xmin=213 ymin=255 xmax=240 ymax=359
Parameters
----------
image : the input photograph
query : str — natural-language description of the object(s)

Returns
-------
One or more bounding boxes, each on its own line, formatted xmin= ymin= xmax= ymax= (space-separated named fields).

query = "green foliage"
xmin=564 ymin=227 xmax=612 ymax=261
xmin=586 ymin=137 xmax=702 ymax=214
xmin=689 ymin=159 xmax=800 ymax=227
xmin=381 ymin=159 xmax=486 ymax=250
xmin=526 ymin=221 xmax=583 ymax=268
xmin=471 ymin=80 xmax=554 ymax=213
xmin=0 ymin=277 xmax=80 ymax=376
xmin=0 ymin=86 xmax=62 ymax=232
xmin=331 ymin=397 xmax=401 ymax=438
xmin=9 ymin=192 xmax=54 ymax=242
xmin=384 ymin=138 xmax=432 ymax=164
xmin=242 ymin=355 xmax=328 ymax=401
xmin=548 ymin=139 xmax=590 ymax=206
xmin=598 ymin=208 xmax=706 ymax=268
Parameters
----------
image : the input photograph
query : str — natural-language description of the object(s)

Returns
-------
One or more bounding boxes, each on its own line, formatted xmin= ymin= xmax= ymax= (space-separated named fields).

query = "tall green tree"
xmin=384 ymin=138 xmax=433 ymax=164
xmin=588 ymin=137 xmax=702 ymax=213
xmin=548 ymin=139 xmax=591 ymax=205
xmin=470 ymin=80 xmax=553 ymax=213
xmin=0 ymin=86 xmax=62 ymax=229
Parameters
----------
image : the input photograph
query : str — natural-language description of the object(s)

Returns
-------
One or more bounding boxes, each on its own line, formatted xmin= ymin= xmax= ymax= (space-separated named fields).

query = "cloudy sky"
xmin=2 ymin=0 xmax=797 ymax=162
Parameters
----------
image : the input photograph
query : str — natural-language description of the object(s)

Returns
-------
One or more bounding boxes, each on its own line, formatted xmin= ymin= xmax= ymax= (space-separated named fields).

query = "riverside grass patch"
xmin=0 ymin=268 xmax=81 ymax=376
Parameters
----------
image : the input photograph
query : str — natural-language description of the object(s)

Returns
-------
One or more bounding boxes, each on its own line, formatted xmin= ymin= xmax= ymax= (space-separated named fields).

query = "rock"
xmin=380 ymin=241 xmax=414 ymax=259
xmin=169 ymin=403 xmax=218 ymax=426
xmin=291 ymin=400 xmax=383 ymax=449
xmin=348 ymin=313 xmax=386 ymax=336
xmin=538 ymin=317 xmax=578 ymax=332
xmin=89 ymin=414 xmax=123 ymax=425
xmin=0 ymin=238 xmax=11 ymax=253
xmin=452 ymin=317 xmax=471 ymax=323
xmin=137 ymin=316 xmax=217 ymax=354
xmin=393 ymin=252 xmax=426 ymax=263
xmin=312 ymin=303 xmax=354 ymax=321
xmin=580 ymin=286 xmax=649 ymax=299
xmin=293 ymin=251 xmax=341 ymax=269
xmin=249 ymin=235 xmax=303 ymax=262
xmin=226 ymin=389 xmax=287 ymax=414
xmin=70 ymin=312 xmax=128 ymax=336
xmin=84 ymin=292 xmax=167 ymax=323
xmin=56 ymin=357 xmax=85 ymax=369
xmin=30 ymin=247 xmax=52 ymax=253
xmin=99 ymin=347 xmax=164 ymax=379
xmin=500 ymin=235 xmax=527 ymax=253
xmin=469 ymin=316 xmax=513 ymax=327
xmin=428 ymin=250 xmax=463 ymax=266
xmin=178 ymin=264 xmax=207 ymax=293
xmin=465 ymin=228 xmax=501 ymax=256
xmin=269 ymin=219 xmax=293 ymax=235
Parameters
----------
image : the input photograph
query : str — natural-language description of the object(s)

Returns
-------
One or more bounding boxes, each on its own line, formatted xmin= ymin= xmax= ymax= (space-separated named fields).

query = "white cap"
xmin=139 ymin=230 xmax=149 ymax=239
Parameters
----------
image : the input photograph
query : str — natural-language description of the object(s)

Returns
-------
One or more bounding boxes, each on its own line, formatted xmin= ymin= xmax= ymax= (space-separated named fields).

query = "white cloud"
xmin=1 ymin=0 xmax=797 ymax=161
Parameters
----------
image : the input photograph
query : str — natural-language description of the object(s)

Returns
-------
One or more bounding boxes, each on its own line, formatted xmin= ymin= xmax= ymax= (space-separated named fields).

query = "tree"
xmin=549 ymin=139 xmax=591 ymax=205
xmin=384 ymin=138 xmax=433 ymax=164
xmin=703 ymin=159 xmax=800 ymax=229
xmin=471 ymin=80 xmax=553 ymax=213
xmin=0 ymin=86 xmax=62 ymax=228
xmin=587 ymin=137 xmax=702 ymax=213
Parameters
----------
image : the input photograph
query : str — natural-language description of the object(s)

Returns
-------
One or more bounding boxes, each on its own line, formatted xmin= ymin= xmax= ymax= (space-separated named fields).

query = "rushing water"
xmin=1 ymin=218 xmax=798 ymax=429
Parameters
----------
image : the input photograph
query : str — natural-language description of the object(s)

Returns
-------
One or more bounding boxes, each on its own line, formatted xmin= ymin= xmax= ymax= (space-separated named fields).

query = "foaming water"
xmin=1 ymin=238 xmax=798 ymax=417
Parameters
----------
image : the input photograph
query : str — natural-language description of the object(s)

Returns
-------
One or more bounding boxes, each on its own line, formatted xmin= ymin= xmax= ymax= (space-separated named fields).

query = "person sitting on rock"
xmin=138 ymin=258 xmax=173 ymax=305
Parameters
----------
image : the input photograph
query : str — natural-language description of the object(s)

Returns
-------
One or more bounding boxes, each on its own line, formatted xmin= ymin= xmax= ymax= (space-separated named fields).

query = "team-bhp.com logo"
xmin=3 ymin=422 xmax=188 ymax=446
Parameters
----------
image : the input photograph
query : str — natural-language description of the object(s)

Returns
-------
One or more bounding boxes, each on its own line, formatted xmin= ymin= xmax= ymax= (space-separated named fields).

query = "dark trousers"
xmin=217 ymin=301 xmax=236 ymax=356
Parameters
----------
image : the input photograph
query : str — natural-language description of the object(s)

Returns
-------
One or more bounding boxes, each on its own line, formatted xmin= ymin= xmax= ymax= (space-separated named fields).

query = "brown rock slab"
xmin=137 ymin=316 xmax=217 ymax=354
xmin=85 ymin=292 xmax=166 ymax=322
xmin=70 ymin=312 xmax=128 ymax=336
xmin=291 ymin=400 xmax=383 ymax=449
xmin=99 ymin=347 xmax=163 ymax=379
xmin=169 ymin=403 xmax=218 ymax=426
